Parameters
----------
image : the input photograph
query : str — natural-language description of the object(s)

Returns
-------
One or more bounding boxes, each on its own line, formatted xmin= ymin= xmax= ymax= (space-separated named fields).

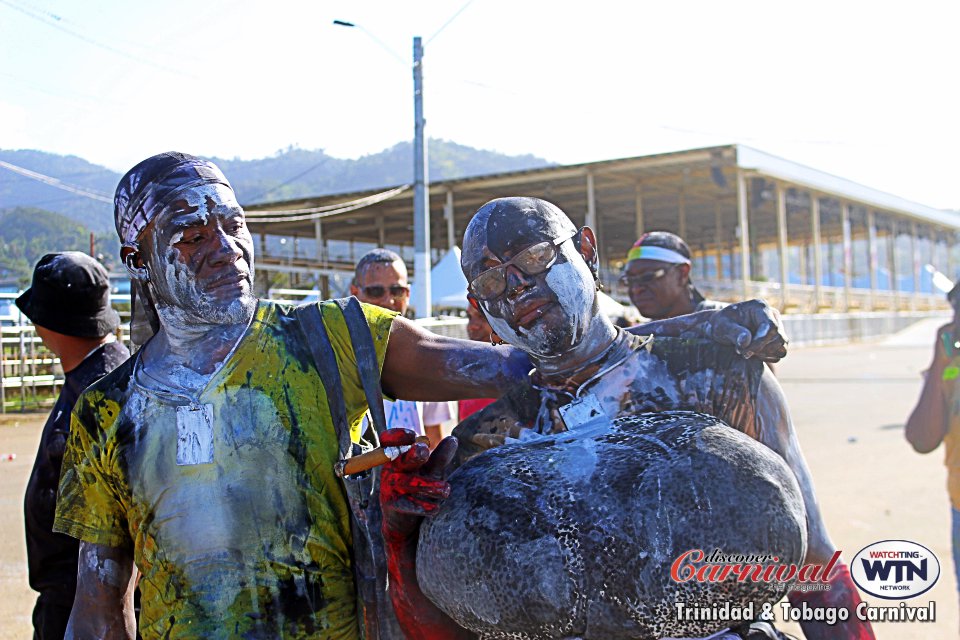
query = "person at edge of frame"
xmin=906 ymin=280 xmax=960 ymax=621
xmin=17 ymin=252 xmax=131 ymax=640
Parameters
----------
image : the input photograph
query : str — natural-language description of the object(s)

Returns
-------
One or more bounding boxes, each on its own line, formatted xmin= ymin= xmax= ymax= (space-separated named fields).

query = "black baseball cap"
xmin=16 ymin=252 xmax=121 ymax=338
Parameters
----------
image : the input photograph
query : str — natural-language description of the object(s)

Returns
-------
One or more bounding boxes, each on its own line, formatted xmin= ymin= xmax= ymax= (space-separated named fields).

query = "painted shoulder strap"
xmin=292 ymin=301 xmax=351 ymax=459
xmin=335 ymin=297 xmax=388 ymax=436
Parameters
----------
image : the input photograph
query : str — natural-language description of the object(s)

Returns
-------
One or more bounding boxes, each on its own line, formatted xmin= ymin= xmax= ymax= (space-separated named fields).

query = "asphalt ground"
xmin=0 ymin=316 xmax=954 ymax=638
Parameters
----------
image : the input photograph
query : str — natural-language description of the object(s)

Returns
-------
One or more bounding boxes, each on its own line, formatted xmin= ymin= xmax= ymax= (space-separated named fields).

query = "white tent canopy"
xmin=429 ymin=247 xmax=471 ymax=310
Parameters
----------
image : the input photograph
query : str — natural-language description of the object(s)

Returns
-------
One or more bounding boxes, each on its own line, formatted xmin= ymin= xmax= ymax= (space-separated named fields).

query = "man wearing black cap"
xmin=17 ymin=252 xmax=130 ymax=640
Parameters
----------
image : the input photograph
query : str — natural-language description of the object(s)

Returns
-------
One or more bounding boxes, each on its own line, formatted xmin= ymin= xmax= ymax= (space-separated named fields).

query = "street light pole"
xmin=333 ymin=20 xmax=432 ymax=318
xmin=412 ymin=36 xmax=431 ymax=318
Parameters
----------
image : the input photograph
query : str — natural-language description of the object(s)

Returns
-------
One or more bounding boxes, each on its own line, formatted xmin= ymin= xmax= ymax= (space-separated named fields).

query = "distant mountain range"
xmin=0 ymin=141 xmax=552 ymax=285
xmin=0 ymin=141 xmax=554 ymax=232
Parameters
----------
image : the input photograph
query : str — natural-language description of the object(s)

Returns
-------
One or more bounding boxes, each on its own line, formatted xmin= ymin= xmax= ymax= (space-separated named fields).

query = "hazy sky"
xmin=2 ymin=0 xmax=958 ymax=209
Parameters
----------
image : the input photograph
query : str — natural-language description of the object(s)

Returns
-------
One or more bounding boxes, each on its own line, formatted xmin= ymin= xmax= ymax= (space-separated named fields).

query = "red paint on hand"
xmin=379 ymin=428 xmax=472 ymax=639
xmin=788 ymin=561 xmax=876 ymax=639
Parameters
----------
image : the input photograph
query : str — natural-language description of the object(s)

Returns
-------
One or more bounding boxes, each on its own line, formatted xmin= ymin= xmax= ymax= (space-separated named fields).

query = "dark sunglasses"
xmin=619 ymin=265 xmax=677 ymax=288
xmin=468 ymin=233 xmax=575 ymax=301
xmin=361 ymin=284 xmax=410 ymax=299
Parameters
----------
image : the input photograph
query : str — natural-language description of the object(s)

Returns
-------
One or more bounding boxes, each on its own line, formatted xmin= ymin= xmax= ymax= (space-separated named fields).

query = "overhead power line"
xmin=0 ymin=0 xmax=196 ymax=79
xmin=244 ymin=185 xmax=411 ymax=223
xmin=245 ymin=157 xmax=332 ymax=203
xmin=0 ymin=160 xmax=113 ymax=203
xmin=426 ymin=0 xmax=477 ymax=45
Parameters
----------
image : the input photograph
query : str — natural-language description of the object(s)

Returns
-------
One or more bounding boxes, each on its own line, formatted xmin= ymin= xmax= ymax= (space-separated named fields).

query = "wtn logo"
xmin=851 ymin=540 xmax=939 ymax=600
xmin=861 ymin=558 xmax=927 ymax=583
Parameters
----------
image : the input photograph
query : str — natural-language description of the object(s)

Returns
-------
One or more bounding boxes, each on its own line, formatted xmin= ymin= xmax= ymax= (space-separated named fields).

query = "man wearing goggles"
xmin=381 ymin=197 xmax=873 ymax=640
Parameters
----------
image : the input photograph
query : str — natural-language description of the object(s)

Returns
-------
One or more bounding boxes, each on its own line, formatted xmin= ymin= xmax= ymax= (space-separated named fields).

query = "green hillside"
xmin=0 ymin=207 xmax=120 ymax=286
xmin=0 ymin=141 xmax=553 ymax=233
xmin=0 ymin=150 xmax=119 ymax=232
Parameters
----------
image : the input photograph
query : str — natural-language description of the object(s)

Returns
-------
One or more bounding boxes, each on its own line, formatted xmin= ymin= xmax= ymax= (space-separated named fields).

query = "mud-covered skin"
xmin=420 ymin=411 xmax=807 ymax=640
xmin=462 ymin=198 xmax=603 ymax=360
xmin=453 ymin=334 xmax=764 ymax=467
xmin=388 ymin=196 xmax=870 ymax=640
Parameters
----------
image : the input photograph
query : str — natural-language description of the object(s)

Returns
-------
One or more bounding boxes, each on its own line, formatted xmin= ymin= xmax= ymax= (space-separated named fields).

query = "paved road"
xmin=774 ymin=316 xmax=956 ymax=638
xmin=0 ymin=316 xmax=954 ymax=638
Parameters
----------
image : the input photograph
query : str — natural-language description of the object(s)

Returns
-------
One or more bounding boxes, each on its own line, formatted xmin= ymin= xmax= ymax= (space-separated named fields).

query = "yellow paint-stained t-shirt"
xmin=54 ymin=300 xmax=396 ymax=639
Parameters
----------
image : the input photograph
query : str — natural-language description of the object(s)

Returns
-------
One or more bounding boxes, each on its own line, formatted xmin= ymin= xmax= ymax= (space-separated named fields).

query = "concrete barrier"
xmin=782 ymin=311 xmax=951 ymax=346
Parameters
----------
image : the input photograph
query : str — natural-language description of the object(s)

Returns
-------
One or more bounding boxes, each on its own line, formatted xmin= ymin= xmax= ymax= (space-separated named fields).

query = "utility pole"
xmin=412 ymin=36 xmax=431 ymax=318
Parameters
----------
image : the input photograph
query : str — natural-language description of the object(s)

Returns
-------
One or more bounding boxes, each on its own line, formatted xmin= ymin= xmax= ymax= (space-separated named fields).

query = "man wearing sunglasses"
xmin=622 ymin=231 xmax=726 ymax=321
xmin=380 ymin=197 xmax=873 ymax=640
xmin=350 ymin=248 xmax=453 ymax=448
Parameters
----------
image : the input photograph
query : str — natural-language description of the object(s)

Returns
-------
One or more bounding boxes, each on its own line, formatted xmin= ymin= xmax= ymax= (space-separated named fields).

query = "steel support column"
xmin=586 ymin=171 xmax=597 ymax=230
xmin=841 ymin=203 xmax=853 ymax=311
xmin=810 ymin=198 xmax=833 ymax=313
xmin=586 ymin=172 xmax=598 ymax=264
xmin=634 ymin=183 xmax=645 ymax=239
xmin=889 ymin=222 xmax=899 ymax=309
xmin=943 ymin=229 xmax=957 ymax=280
xmin=736 ymin=170 xmax=752 ymax=299
xmin=678 ymin=186 xmax=687 ymax=239
xmin=867 ymin=210 xmax=878 ymax=310
xmin=911 ymin=221 xmax=921 ymax=305
xmin=444 ymin=190 xmax=456 ymax=250
xmin=775 ymin=183 xmax=789 ymax=309
xmin=375 ymin=216 xmax=385 ymax=248
xmin=714 ymin=201 xmax=723 ymax=280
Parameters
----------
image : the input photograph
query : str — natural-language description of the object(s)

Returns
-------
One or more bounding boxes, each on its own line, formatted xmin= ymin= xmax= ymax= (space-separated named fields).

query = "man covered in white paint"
xmin=380 ymin=197 xmax=875 ymax=640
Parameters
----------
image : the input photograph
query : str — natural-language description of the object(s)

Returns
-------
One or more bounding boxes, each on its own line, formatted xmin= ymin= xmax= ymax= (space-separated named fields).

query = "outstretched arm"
xmin=629 ymin=299 xmax=787 ymax=363
xmin=66 ymin=541 xmax=137 ymax=640
xmin=754 ymin=372 xmax=875 ymax=640
xmin=381 ymin=316 xmax=530 ymax=401
xmin=905 ymin=323 xmax=953 ymax=453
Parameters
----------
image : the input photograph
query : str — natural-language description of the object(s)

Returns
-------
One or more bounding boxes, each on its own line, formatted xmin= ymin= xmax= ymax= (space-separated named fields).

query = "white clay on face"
xmin=147 ymin=184 xmax=256 ymax=328
xmin=543 ymin=251 xmax=595 ymax=348
xmin=483 ymin=247 xmax=597 ymax=357
xmin=177 ymin=183 xmax=236 ymax=219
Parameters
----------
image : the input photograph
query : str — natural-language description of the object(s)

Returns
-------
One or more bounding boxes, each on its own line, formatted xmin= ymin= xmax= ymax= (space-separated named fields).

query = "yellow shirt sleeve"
xmin=53 ymin=390 xmax=131 ymax=548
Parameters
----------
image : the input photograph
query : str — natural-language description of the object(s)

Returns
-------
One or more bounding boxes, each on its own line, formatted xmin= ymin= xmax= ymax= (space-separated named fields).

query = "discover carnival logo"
xmin=850 ymin=540 xmax=940 ymax=599
xmin=671 ymin=548 xmax=840 ymax=592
